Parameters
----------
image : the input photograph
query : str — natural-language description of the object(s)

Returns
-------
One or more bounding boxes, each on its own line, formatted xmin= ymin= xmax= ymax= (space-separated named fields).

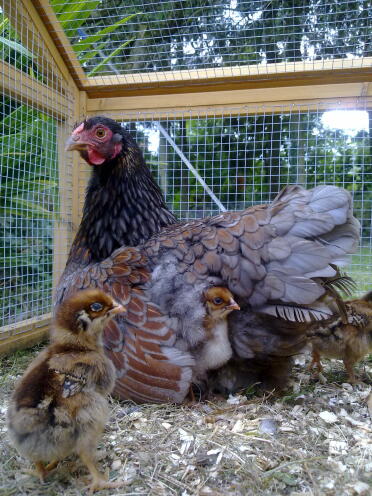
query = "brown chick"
xmin=308 ymin=290 xmax=372 ymax=383
xmin=192 ymin=287 xmax=240 ymax=384
xmin=7 ymin=289 xmax=125 ymax=493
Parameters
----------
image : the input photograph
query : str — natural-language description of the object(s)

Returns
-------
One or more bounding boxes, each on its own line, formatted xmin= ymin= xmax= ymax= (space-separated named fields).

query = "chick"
xmin=308 ymin=291 xmax=372 ymax=383
xmin=7 ymin=289 xmax=125 ymax=493
xmin=192 ymin=286 xmax=240 ymax=384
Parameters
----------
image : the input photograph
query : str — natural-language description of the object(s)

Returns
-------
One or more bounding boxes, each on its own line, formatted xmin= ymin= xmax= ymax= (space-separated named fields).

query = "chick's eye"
xmin=213 ymin=297 xmax=223 ymax=305
xmin=90 ymin=302 xmax=103 ymax=312
xmin=95 ymin=127 xmax=106 ymax=138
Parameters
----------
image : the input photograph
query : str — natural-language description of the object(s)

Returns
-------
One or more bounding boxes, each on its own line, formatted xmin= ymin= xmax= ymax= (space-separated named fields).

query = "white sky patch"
xmin=147 ymin=128 xmax=160 ymax=153
xmin=321 ymin=110 xmax=368 ymax=136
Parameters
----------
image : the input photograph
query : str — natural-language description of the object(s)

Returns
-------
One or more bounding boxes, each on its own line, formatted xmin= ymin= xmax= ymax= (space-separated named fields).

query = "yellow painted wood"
xmin=84 ymin=58 xmax=372 ymax=98
xmin=0 ymin=315 xmax=51 ymax=355
xmin=1 ymin=62 xmax=71 ymax=119
xmin=24 ymin=0 xmax=87 ymax=87
xmin=87 ymin=84 xmax=371 ymax=118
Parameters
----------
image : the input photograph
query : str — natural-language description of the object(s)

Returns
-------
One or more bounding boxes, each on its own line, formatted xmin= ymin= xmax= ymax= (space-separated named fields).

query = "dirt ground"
xmin=0 ymin=345 xmax=370 ymax=496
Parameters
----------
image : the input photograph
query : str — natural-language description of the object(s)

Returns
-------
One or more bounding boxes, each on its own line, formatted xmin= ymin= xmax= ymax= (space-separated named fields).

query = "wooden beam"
xmin=52 ymin=124 xmax=71 ymax=292
xmin=84 ymin=58 xmax=372 ymax=98
xmin=70 ymin=91 xmax=89 ymax=235
xmin=17 ymin=0 xmax=372 ymax=100
xmin=31 ymin=0 xmax=88 ymax=89
xmin=1 ymin=61 xmax=72 ymax=119
xmin=3 ymin=0 xmax=69 ymax=93
xmin=87 ymin=82 xmax=372 ymax=118
xmin=0 ymin=315 xmax=51 ymax=355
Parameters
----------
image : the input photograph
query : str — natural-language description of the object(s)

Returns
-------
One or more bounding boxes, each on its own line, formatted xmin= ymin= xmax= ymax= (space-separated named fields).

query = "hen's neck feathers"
xmin=73 ymin=134 xmax=177 ymax=262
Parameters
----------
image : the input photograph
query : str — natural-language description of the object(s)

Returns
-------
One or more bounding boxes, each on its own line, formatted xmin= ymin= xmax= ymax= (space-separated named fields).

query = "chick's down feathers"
xmin=308 ymin=290 xmax=372 ymax=383
xmin=7 ymin=289 xmax=125 ymax=491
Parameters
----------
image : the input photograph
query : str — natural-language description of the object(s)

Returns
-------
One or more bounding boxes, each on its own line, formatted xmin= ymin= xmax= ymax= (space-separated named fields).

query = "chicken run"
xmin=0 ymin=1 xmax=371 ymax=494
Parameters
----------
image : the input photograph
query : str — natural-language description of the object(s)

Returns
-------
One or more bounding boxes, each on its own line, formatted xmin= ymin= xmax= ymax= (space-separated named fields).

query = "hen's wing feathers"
xmin=56 ymin=248 xmax=194 ymax=404
xmin=142 ymin=185 xmax=358 ymax=366
xmin=144 ymin=185 xmax=358 ymax=317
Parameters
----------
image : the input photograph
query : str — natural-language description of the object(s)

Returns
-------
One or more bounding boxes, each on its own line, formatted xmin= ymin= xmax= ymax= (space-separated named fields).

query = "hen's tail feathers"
xmin=251 ymin=185 xmax=360 ymax=320
xmin=321 ymin=268 xmax=356 ymax=324
xmin=260 ymin=301 xmax=335 ymax=323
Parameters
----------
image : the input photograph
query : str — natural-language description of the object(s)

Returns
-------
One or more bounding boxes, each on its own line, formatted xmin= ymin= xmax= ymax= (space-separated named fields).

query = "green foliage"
xmin=0 ymin=2 xmax=138 ymax=328
xmin=142 ymin=113 xmax=371 ymax=245
xmin=0 ymin=102 xmax=58 ymax=327
xmin=50 ymin=0 xmax=138 ymax=75
xmin=71 ymin=0 xmax=372 ymax=74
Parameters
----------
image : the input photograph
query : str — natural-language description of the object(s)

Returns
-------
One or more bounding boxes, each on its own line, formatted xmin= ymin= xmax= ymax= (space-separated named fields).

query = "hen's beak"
xmin=227 ymin=299 xmax=240 ymax=311
xmin=65 ymin=135 xmax=89 ymax=152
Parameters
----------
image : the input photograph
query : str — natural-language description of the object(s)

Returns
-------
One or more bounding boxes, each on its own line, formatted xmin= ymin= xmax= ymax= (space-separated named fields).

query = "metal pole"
xmin=155 ymin=122 xmax=227 ymax=212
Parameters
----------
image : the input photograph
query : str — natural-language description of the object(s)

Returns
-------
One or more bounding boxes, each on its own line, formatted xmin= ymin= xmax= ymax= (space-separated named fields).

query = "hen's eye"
xmin=95 ymin=127 xmax=106 ymax=138
xmin=213 ymin=297 xmax=223 ymax=305
xmin=90 ymin=302 xmax=103 ymax=312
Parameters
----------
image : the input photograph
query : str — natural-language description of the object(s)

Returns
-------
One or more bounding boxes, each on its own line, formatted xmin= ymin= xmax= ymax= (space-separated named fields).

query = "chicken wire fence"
xmin=99 ymin=103 xmax=372 ymax=294
xmin=0 ymin=0 xmax=75 ymax=333
xmin=0 ymin=0 xmax=371 ymax=344
xmin=46 ymin=0 xmax=371 ymax=83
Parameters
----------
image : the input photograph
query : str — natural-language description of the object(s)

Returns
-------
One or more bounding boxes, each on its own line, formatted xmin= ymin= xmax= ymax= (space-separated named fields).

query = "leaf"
xmin=87 ymin=39 xmax=134 ymax=76
xmin=0 ymin=36 xmax=34 ymax=58
xmin=73 ymin=14 xmax=139 ymax=53
xmin=79 ymin=41 xmax=107 ymax=64
xmin=55 ymin=0 xmax=102 ymax=37
xmin=1 ymin=198 xmax=56 ymax=219
xmin=0 ymin=105 xmax=40 ymax=134
xmin=3 ymin=179 xmax=57 ymax=193
xmin=0 ymin=16 xmax=9 ymax=34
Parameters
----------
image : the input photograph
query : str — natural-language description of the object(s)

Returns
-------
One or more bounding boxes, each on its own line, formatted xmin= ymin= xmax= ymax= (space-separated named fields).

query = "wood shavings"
xmin=0 ymin=345 xmax=371 ymax=495
xmin=319 ymin=410 xmax=338 ymax=424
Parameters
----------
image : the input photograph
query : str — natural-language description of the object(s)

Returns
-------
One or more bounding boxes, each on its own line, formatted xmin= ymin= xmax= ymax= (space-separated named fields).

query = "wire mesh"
xmin=100 ymin=101 xmax=371 ymax=294
xmin=0 ymin=0 xmax=371 ymax=345
xmin=47 ymin=0 xmax=371 ymax=83
xmin=0 ymin=0 xmax=75 ymax=334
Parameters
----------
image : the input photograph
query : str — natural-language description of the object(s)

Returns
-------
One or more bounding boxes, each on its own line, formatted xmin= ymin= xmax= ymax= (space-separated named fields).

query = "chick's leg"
xmin=78 ymin=449 xmax=125 ymax=494
xmin=343 ymin=356 xmax=358 ymax=384
xmin=31 ymin=460 xmax=57 ymax=482
xmin=308 ymin=349 xmax=323 ymax=373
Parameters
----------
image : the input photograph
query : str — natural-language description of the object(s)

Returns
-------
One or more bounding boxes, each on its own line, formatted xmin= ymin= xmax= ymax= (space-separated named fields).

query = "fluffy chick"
xmin=192 ymin=286 xmax=240 ymax=384
xmin=308 ymin=290 xmax=372 ymax=383
xmin=7 ymin=289 xmax=125 ymax=493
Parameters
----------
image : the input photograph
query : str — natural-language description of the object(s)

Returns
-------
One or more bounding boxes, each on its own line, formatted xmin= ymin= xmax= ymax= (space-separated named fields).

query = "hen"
xmin=7 ymin=289 xmax=125 ymax=492
xmin=308 ymin=290 xmax=372 ymax=383
xmin=58 ymin=116 xmax=360 ymax=403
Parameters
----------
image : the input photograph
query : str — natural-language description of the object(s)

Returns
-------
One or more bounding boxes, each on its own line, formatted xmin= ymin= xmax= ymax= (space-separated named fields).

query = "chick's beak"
xmin=227 ymin=299 xmax=240 ymax=311
xmin=110 ymin=304 xmax=126 ymax=316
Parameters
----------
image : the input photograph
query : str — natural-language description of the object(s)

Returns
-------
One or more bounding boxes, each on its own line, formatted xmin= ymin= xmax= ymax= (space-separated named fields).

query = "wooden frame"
xmin=1 ymin=61 xmax=72 ymax=119
xmin=87 ymin=83 xmax=372 ymax=118
xmin=33 ymin=1 xmax=372 ymax=99
xmin=0 ymin=315 xmax=51 ymax=355
xmin=0 ymin=0 xmax=82 ymax=354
